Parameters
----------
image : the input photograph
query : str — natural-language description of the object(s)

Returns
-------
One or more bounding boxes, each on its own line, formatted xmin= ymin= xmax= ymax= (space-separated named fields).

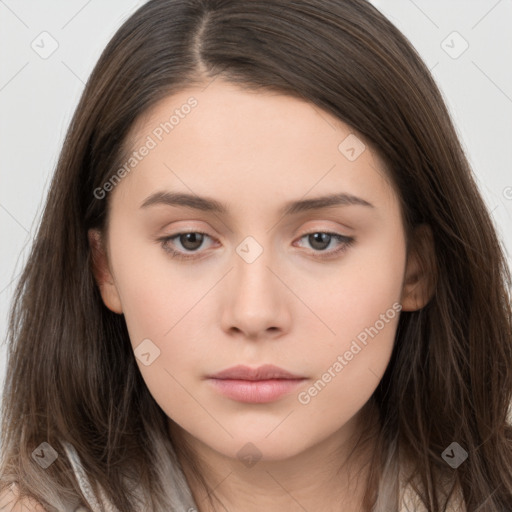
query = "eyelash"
xmin=157 ymin=230 xmax=355 ymax=261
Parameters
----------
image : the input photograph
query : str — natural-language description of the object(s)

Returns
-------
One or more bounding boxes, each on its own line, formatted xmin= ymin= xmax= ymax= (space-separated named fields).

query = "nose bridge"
xmin=221 ymin=233 xmax=288 ymax=336
xmin=234 ymin=234 xmax=278 ymax=303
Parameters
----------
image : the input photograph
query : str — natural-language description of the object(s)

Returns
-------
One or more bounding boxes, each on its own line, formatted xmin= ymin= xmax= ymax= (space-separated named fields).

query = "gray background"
xmin=1 ymin=0 xmax=511 ymax=407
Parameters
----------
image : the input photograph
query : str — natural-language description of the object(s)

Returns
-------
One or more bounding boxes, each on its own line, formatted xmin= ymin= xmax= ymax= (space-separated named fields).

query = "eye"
xmin=294 ymin=231 xmax=355 ymax=259
xmin=158 ymin=231 xmax=214 ymax=260
xmin=157 ymin=230 xmax=355 ymax=261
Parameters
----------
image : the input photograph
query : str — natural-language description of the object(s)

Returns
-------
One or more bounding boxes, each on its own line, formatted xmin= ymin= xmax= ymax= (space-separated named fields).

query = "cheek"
xmin=297 ymin=225 xmax=405 ymax=399
xmin=110 ymin=241 xmax=218 ymax=399
xmin=304 ymin=223 xmax=406 ymax=338
xmin=109 ymin=229 xmax=197 ymax=339
xmin=112 ymin=254 xmax=210 ymax=422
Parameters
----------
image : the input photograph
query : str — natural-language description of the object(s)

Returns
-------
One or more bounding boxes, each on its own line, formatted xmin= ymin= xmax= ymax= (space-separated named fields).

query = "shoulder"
xmin=0 ymin=485 xmax=47 ymax=512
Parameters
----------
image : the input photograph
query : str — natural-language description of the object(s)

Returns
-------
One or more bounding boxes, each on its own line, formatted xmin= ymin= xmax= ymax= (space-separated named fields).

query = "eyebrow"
xmin=140 ymin=191 xmax=374 ymax=216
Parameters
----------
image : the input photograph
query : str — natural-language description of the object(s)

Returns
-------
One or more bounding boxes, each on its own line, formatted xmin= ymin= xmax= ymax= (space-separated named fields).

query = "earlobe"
xmin=87 ymin=228 xmax=123 ymax=314
xmin=400 ymin=224 xmax=437 ymax=312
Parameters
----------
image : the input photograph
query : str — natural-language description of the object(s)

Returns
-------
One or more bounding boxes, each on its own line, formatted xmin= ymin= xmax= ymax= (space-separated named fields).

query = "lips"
xmin=206 ymin=364 xmax=307 ymax=403
xmin=207 ymin=364 xmax=304 ymax=381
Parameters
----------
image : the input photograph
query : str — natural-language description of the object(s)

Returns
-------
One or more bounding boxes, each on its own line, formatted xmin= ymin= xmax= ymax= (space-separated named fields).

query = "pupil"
xmin=310 ymin=233 xmax=330 ymax=250
xmin=182 ymin=233 xmax=203 ymax=250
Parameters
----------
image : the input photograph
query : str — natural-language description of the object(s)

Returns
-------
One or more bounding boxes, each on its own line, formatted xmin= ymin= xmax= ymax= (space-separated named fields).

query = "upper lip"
xmin=208 ymin=364 xmax=304 ymax=381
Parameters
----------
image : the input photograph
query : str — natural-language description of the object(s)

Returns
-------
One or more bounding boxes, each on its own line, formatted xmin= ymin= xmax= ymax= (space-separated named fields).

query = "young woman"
xmin=1 ymin=0 xmax=511 ymax=510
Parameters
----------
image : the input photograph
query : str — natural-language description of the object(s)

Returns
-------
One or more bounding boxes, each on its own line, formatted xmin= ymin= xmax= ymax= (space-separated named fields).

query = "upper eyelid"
xmin=163 ymin=227 xmax=350 ymax=239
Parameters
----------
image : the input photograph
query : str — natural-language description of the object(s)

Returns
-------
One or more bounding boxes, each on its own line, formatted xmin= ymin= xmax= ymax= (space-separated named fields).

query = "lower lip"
xmin=207 ymin=378 xmax=306 ymax=403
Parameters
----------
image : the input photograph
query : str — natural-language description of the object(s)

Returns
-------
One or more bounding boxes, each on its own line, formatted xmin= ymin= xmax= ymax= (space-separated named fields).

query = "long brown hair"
xmin=1 ymin=0 xmax=511 ymax=510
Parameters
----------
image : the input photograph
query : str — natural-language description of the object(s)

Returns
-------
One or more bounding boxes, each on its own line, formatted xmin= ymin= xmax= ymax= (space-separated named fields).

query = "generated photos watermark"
xmin=93 ymin=96 xmax=198 ymax=200
xmin=298 ymin=302 xmax=402 ymax=405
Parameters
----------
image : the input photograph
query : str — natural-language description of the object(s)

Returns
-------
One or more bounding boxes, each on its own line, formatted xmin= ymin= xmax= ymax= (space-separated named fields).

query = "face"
xmin=90 ymin=79 xmax=425 ymax=463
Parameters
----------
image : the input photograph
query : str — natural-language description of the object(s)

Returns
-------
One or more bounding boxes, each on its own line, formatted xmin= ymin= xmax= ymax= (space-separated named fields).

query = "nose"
xmin=220 ymin=239 xmax=291 ymax=341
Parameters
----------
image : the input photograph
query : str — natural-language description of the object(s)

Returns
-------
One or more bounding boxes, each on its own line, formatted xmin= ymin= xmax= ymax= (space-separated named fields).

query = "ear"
xmin=88 ymin=228 xmax=123 ymax=314
xmin=400 ymin=223 xmax=436 ymax=311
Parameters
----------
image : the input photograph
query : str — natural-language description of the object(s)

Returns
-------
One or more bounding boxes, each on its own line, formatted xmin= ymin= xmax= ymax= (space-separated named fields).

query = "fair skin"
xmin=2 ymin=79 xmax=432 ymax=511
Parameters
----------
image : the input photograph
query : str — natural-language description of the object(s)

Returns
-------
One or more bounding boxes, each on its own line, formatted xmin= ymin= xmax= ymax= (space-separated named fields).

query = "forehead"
xmin=111 ymin=79 xmax=397 ymax=219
